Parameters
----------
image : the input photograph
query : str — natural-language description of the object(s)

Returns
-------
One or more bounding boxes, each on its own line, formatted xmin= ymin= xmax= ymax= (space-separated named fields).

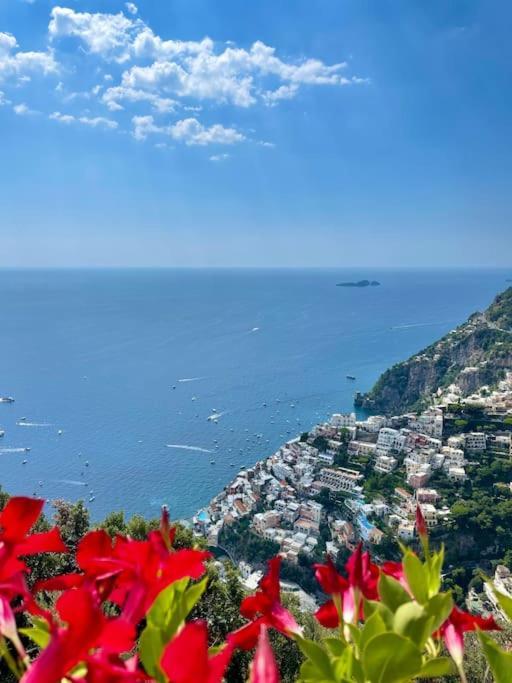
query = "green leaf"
xmin=363 ymin=599 xmax=394 ymax=629
xmin=492 ymin=587 xmax=512 ymax=621
xmin=403 ymin=552 xmax=428 ymax=604
xmin=296 ymin=637 xmax=334 ymax=680
xmin=146 ymin=578 xmax=190 ymax=628
xmin=426 ymin=547 xmax=444 ymax=597
xmin=378 ymin=573 xmax=410 ymax=612
xmin=479 ymin=631 xmax=512 ymax=683
xmin=18 ymin=616 xmax=51 ymax=649
xmin=139 ymin=624 xmax=165 ymax=682
xmin=18 ymin=626 xmax=50 ymax=649
xmin=423 ymin=592 xmax=453 ymax=633
xmin=324 ymin=637 xmax=346 ymax=658
xmin=360 ymin=611 xmax=388 ymax=654
xmin=332 ymin=646 xmax=364 ymax=683
xmin=392 ymin=602 xmax=433 ymax=648
xmin=418 ymin=657 xmax=455 ymax=678
xmin=362 ymin=633 xmax=423 ymax=683
xmin=139 ymin=576 xmax=208 ymax=680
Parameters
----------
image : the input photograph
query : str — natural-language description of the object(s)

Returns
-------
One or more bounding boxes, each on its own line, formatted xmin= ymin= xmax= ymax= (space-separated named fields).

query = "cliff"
xmin=356 ymin=287 xmax=512 ymax=414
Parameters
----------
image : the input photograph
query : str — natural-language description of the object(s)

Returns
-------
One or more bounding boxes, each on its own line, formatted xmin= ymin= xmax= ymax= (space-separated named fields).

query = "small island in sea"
xmin=336 ymin=279 xmax=380 ymax=288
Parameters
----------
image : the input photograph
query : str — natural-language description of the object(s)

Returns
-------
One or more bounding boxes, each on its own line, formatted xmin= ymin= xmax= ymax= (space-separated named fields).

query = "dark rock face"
xmin=357 ymin=287 xmax=512 ymax=414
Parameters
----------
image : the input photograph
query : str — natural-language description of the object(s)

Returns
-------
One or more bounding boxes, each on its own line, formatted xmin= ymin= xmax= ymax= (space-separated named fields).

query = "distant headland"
xmin=336 ymin=279 xmax=381 ymax=288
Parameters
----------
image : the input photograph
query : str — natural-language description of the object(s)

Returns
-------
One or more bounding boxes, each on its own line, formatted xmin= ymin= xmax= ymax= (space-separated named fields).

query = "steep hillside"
xmin=355 ymin=287 xmax=512 ymax=414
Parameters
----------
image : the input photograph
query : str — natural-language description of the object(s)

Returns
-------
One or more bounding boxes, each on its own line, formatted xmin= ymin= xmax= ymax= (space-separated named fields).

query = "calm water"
xmin=0 ymin=268 xmax=508 ymax=521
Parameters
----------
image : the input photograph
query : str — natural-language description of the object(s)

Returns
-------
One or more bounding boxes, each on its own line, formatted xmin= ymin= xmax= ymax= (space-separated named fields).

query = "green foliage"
xmin=219 ymin=518 xmax=280 ymax=565
xmin=139 ymin=577 xmax=208 ymax=681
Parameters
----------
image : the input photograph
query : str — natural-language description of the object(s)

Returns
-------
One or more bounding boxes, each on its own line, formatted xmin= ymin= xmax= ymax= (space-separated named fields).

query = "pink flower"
xmin=439 ymin=606 xmax=499 ymax=666
xmin=250 ymin=625 xmax=279 ymax=683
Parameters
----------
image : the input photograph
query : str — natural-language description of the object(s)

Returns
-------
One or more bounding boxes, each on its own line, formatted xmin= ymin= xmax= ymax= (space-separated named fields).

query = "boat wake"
xmin=0 ymin=448 xmax=29 ymax=454
xmin=391 ymin=321 xmax=448 ymax=330
xmin=166 ymin=444 xmax=212 ymax=453
xmin=16 ymin=422 xmax=53 ymax=427
xmin=52 ymin=479 xmax=87 ymax=486
xmin=177 ymin=377 xmax=204 ymax=383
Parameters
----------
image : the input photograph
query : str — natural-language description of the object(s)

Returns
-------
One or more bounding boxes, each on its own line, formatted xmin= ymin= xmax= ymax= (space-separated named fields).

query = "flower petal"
xmin=250 ymin=625 xmax=279 ymax=683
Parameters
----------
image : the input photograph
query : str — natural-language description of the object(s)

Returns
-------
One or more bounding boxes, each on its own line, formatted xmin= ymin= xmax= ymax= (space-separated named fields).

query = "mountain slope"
xmin=356 ymin=287 xmax=512 ymax=414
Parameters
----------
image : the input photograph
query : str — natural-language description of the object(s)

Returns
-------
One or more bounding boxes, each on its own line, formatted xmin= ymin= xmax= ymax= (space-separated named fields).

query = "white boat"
xmin=0 ymin=397 xmax=14 ymax=403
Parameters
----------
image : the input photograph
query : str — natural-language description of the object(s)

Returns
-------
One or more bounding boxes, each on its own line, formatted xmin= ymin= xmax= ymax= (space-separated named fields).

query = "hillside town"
xmin=194 ymin=371 xmax=512 ymax=620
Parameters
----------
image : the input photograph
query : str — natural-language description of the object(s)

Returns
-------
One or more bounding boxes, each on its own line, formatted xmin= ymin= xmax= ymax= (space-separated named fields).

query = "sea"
xmin=0 ymin=268 xmax=509 ymax=522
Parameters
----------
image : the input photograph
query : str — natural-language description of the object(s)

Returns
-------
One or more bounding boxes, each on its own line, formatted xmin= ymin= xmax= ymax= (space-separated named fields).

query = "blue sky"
xmin=0 ymin=0 xmax=511 ymax=267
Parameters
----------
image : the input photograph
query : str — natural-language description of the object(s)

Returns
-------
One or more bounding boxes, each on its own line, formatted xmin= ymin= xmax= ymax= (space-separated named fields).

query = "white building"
xmin=374 ymin=455 xmax=398 ymax=474
xmin=448 ymin=466 xmax=467 ymax=482
xmin=330 ymin=413 xmax=356 ymax=429
xmin=319 ymin=467 xmax=363 ymax=493
xmin=376 ymin=428 xmax=407 ymax=455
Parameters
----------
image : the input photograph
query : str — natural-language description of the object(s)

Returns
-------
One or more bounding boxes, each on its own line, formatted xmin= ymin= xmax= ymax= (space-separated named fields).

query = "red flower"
xmin=314 ymin=556 xmax=348 ymax=595
xmin=36 ymin=521 xmax=210 ymax=626
xmin=250 ymin=625 xmax=279 ymax=683
xmin=439 ymin=606 xmax=499 ymax=666
xmin=314 ymin=545 xmax=379 ymax=627
xmin=231 ymin=557 xmax=301 ymax=649
xmin=415 ymin=505 xmax=428 ymax=539
xmin=0 ymin=497 xmax=67 ymax=624
xmin=76 ymin=653 xmax=149 ymax=683
xmin=314 ymin=600 xmax=340 ymax=629
xmin=161 ymin=620 xmax=233 ymax=683
xmin=345 ymin=543 xmax=379 ymax=601
xmin=21 ymin=587 xmax=135 ymax=683
xmin=0 ymin=497 xmax=67 ymax=561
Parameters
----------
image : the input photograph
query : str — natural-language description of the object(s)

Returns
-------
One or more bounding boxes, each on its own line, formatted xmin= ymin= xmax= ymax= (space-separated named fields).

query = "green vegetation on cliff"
xmin=357 ymin=287 xmax=512 ymax=414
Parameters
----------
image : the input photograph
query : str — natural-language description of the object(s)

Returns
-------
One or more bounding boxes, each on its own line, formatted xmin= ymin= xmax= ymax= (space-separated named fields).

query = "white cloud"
xmin=49 ymin=6 xmax=142 ymax=62
xmin=13 ymin=102 xmax=37 ymax=115
xmin=131 ymin=114 xmax=162 ymax=140
xmin=49 ymin=110 xmax=75 ymax=123
xmin=0 ymin=90 xmax=10 ymax=105
xmin=209 ymin=153 xmax=230 ymax=162
xmin=0 ymin=33 xmax=18 ymax=54
xmin=46 ymin=8 xmax=362 ymax=108
xmin=0 ymin=31 xmax=58 ymax=82
xmin=262 ymin=83 xmax=299 ymax=106
xmin=171 ymin=117 xmax=244 ymax=145
xmin=3 ymin=6 xmax=366 ymax=150
xmin=50 ymin=110 xmax=118 ymax=129
xmin=79 ymin=115 xmax=118 ymax=129
xmin=131 ymin=115 xmax=245 ymax=146
xmin=102 ymin=85 xmax=176 ymax=113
